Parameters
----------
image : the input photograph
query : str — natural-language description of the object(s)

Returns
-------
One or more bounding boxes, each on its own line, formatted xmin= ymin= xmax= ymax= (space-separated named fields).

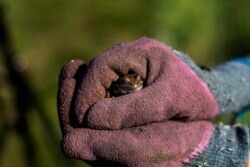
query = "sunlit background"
xmin=1 ymin=1 xmax=250 ymax=167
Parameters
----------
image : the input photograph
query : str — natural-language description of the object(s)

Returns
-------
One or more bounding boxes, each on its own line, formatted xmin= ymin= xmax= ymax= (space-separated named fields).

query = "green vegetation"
xmin=1 ymin=1 xmax=250 ymax=167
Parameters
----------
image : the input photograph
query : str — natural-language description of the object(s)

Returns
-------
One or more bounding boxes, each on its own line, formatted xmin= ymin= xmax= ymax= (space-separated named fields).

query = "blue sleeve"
xmin=232 ymin=57 xmax=250 ymax=67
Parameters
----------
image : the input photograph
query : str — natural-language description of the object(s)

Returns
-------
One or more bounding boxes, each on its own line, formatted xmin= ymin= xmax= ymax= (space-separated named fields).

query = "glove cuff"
xmin=183 ymin=123 xmax=250 ymax=167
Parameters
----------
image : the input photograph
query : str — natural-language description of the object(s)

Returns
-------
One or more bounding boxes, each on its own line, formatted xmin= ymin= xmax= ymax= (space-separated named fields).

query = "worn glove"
xmin=58 ymin=37 xmax=250 ymax=167
xmin=58 ymin=59 xmax=214 ymax=167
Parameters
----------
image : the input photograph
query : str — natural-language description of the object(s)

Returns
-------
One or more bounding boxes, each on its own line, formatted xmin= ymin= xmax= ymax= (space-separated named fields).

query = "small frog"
xmin=106 ymin=71 xmax=144 ymax=98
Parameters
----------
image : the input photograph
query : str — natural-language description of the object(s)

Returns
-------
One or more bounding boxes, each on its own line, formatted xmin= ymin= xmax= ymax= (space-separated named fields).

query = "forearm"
xmin=175 ymin=51 xmax=250 ymax=114
xmin=208 ymin=61 xmax=250 ymax=114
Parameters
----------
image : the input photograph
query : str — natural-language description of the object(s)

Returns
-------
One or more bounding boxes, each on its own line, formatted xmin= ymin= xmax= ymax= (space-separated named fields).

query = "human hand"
xmin=58 ymin=59 xmax=215 ymax=167
xmin=57 ymin=38 xmax=219 ymax=166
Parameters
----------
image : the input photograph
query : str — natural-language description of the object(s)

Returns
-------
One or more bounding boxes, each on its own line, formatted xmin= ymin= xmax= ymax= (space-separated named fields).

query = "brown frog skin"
xmin=106 ymin=72 xmax=144 ymax=98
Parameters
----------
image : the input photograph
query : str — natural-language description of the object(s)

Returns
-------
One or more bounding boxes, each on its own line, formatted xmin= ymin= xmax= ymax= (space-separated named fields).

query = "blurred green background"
xmin=1 ymin=0 xmax=250 ymax=167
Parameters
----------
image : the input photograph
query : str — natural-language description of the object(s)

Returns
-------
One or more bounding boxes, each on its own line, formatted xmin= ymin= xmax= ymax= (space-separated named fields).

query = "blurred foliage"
xmin=0 ymin=0 xmax=250 ymax=167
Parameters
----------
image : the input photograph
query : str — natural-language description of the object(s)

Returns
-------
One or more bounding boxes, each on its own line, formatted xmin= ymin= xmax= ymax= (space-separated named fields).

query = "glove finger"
xmin=62 ymin=121 xmax=213 ymax=167
xmin=57 ymin=59 xmax=87 ymax=134
xmin=86 ymin=81 xmax=169 ymax=130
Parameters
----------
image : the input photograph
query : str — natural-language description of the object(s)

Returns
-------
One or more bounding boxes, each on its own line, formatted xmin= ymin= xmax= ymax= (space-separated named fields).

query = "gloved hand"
xmin=58 ymin=58 xmax=214 ymax=167
xmin=58 ymin=37 xmax=250 ymax=167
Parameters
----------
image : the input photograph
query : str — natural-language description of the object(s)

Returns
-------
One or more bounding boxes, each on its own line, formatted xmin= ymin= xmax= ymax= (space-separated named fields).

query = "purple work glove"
xmin=57 ymin=37 xmax=219 ymax=167
xmin=73 ymin=37 xmax=218 ymax=129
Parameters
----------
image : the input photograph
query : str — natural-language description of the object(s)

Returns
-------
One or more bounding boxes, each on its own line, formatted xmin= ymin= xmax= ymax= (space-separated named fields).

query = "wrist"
xmin=183 ymin=123 xmax=250 ymax=167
